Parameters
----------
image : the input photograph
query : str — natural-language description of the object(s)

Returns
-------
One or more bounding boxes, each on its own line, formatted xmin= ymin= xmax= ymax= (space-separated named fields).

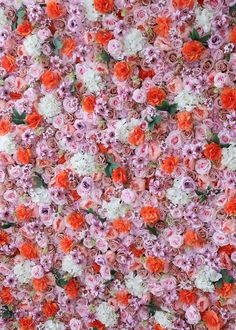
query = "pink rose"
xmin=69 ymin=319 xmax=82 ymax=330
xmin=198 ymin=206 xmax=215 ymax=223
xmin=196 ymin=296 xmax=209 ymax=312
xmin=107 ymin=39 xmax=123 ymax=59
xmin=132 ymin=89 xmax=147 ymax=104
xmin=121 ymin=189 xmax=136 ymax=204
xmin=169 ymin=233 xmax=184 ymax=249
xmin=134 ymin=8 xmax=148 ymax=23
xmin=160 ymin=276 xmax=177 ymax=290
xmin=213 ymin=231 xmax=228 ymax=246
xmin=31 ymin=265 xmax=44 ymax=279
xmin=166 ymin=131 xmax=182 ymax=149
xmin=0 ymin=169 xmax=5 ymax=183
xmin=185 ymin=306 xmax=201 ymax=325
xmin=3 ymin=189 xmax=18 ymax=203
xmin=195 ymin=159 xmax=211 ymax=175
xmin=195 ymin=124 xmax=208 ymax=140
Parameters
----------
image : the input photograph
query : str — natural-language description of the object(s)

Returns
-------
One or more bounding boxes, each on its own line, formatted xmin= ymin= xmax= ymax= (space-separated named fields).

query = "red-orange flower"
xmin=146 ymin=256 xmax=165 ymax=273
xmin=184 ymin=229 xmax=204 ymax=248
xmin=46 ymin=0 xmax=64 ymax=19
xmin=82 ymin=95 xmax=96 ymax=113
xmin=203 ymin=143 xmax=222 ymax=161
xmin=61 ymin=38 xmax=76 ymax=57
xmin=67 ymin=212 xmax=85 ymax=230
xmin=179 ymin=289 xmax=197 ymax=305
xmin=64 ymin=279 xmax=79 ymax=299
xmin=224 ymin=197 xmax=236 ymax=216
xmin=147 ymin=87 xmax=166 ymax=106
xmin=177 ymin=112 xmax=193 ymax=131
xmin=15 ymin=204 xmax=33 ymax=222
xmin=172 ymin=0 xmax=194 ymax=9
xmin=112 ymin=167 xmax=127 ymax=184
xmin=16 ymin=148 xmax=32 ymax=165
xmin=182 ymin=40 xmax=205 ymax=62
xmin=202 ymin=310 xmax=223 ymax=330
xmin=220 ymin=87 xmax=236 ymax=110
xmin=128 ymin=126 xmax=145 ymax=146
xmin=42 ymin=301 xmax=59 ymax=318
xmin=140 ymin=206 xmax=160 ymax=224
xmin=41 ymin=70 xmax=61 ymax=90
xmin=114 ymin=61 xmax=131 ymax=81
xmin=0 ymin=287 xmax=14 ymax=305
xmin=154 ymin=17 xmax=172 ymax=37
xmin=32 ymin=276 xmax=49 ymax=292
xmin=96 ymin=30 xmax=113 ymax=46
xmin=112 ymin=218 xmax=131 ymax=234
xmin=19 ymin=316 xmax=35 ymax=330
xmin=216 ymin=282 xmax=235 ymax=298
xmin=0 ymin=231 xmax=9 ymax=246
xmin=1 ymin=55 xmax=16 ymax=72
xmin=19 ymin=242 xmax=39 ymax=259
xmin=17 ymin=21 xmax=33 ymax=37
xmin=94 ymin=0 xmax=114 ymax=14
xmin=26 ymin=112 xmax=42 ymax=129
xmin=162 ymin=156 xmax=179 ymax=174
xmin=229 ymin=25 xmax=236 ymax=44
xmin=0 ymin=119 xmax=11 ymax=136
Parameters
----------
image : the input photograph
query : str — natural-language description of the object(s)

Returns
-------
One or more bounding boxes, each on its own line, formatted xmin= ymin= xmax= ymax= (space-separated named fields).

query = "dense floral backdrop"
xmin=0 ymin=0 xmax=236 ymax=329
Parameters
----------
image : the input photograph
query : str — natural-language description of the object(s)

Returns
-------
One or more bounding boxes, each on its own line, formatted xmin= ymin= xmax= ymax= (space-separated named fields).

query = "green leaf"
xmin=1 ymin=221 xmax=17 ymax=229
xmin=220 ymin=269 xmax=235 ymax=284
xmin=100 ymin=50 xmax=111 ymax=64
xmin=52 ymin=269 xmax=68 ymax=287
xmin=1 ymin=306 xmax=14 ymax=320
xmin=199 ymin=34 xmax=210 ymax=46
xmin=81 ymin=208 xmax=106 ymax=223
xmin=220 ymin=143 xmax=231 ymax=148
xmin=215 ymin=278 xmax=223 ymax=289
xmin=229 ymin=4 xmax=236 ymax=16
xmin=105 ymin=160 xmax=119 ymax=177
xmin=32 ymin=172 xmax=48 ymax=188
xmin=16 ymin=6 xmax=26 ymax=26
xmin=147 ymin=225 xmax=159 ymax=237
xmin=104 ymin=269 xmax=116 ymax=286
xmin=53 ymin=37 xmax=63 ymax=50
xmin=168 ymin=104 xmax=178 ymax=115
xmin=190 ymin=28 xmax=200 ymax=40
xmin=12 ymin=109 xmax=26 ymax=125
xmin=156 ymin=100 xmax=178 ymax=116
xmin=211 ymin=133 xmax=220 ymax=145
xmin=147 ymin=299 xmax=158 ymax=316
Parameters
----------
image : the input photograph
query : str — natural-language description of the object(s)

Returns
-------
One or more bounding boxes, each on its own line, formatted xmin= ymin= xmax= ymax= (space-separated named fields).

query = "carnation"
xmin=43 ymin=320 xmax=66 ymax=330
xmin=154 ymin=311 xmax=175 ymax=329
xmin=174 ymin=89 xmax=202 ymax=112
xmin=23 ymin=34 xmax=42 ymax=57
xmin=123 ymin=28 xmax=146 ymax=56
xmin=166 ymin=179 xmax=191 ymax=206
xmin=194 ymin=265 xmax=222 ymax=293
xmin=70 ymin=151 xmax=97 ymax=176
xmin=96 ymin=302 xmax=118 ymax=327
xmin=62 ymin=254 xmax=83 ymax=276
xmin=30 ymin=188 xmax=52 ymax=205
xmin=102 ymin=197 xmax=129 ymax=220
xmin=13 ymin=260 xmax=32 ymax=284
xmin=195 ymin=7 xmax=214 ymax=33
xmin=83 ymin=69 xmax=103 ymax=94
xmin=222 ymin=145 xmax=236 ymax=171
xmin=125 ymin=272 xmax=147 ymax=298
xmin=0 ymin=134 xmax=16 ymax=154
xmin=84 ymin=0 xmax=100 ymax=21
xmin=38 ymin=94 xmax=62 ymax=118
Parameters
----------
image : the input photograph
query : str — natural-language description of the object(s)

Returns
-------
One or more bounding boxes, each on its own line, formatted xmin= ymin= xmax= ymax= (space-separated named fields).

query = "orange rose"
xmin=0 ymin=119 xmax=11 ymax=136
xmin=114 ymin=61 xmax=131 ymax=81
xmin=203 ymin=143 xmax=222 ymax=161
xmin=17 ymin=21 xmax=33 ymax=37
xmin=112 ymin=167 xmax=127 ymax=184
xmin=32 ymin=276 xmax=49 ymax=292
xmin=41 ymin=70 xmax=61 ymax=90
xmin=112 ymin=218 xmax=131 ymax=233
xmin=82 ymin=95 xmax=96 ymax=113
xmin=140 ymin=206 xmax=160 ymax=224
xmin=220 ymin=87 xmax=236 ymax=110
xmin=184 ymin=229 xmax=204 ymax=248
xmin=229 ymin=25 xmax=236 ymax=44
xmin=61 ymin=37 xmax=76 ymax=57
xmin=182 ymin=40 xmax=205 ymax=62
xmin=42 ymin=301 xmax=59 ymax=318
xmin=202 ymin=310 xmax=223 ymax=330
xmin=146 ymin=256 xmax=165 ymax=273
xmin=172 ymin=0 xmax=194 ymax=9
xmin=60 ymin=236 xmax=74 ymax=253
xmin=96 ymin=30 xmax=113 ymax=46
xmin=65 ymin=279 xmax=79 ymax=299
xmin=67 ymin=212 xmax=85 ymax=230
xmin=46 ymin=0 xmax=64 ymax=19
xmin=177 ymin=112 xmax=193 ymax=131
xmin=115 ymin=290 xmax=129 ymax=306
xmin=0 ymin=231 xmax=9 ymax=246
xmin=128 ymin=126 xmax=145 ymax=146
xmin=26 ymin=112 xmax=42 ymax=129
xmin=15 ymin=204 xmax=33 ymax=222
xmin=19 ymin=316 xmax=35 ymax=330
xmin=94 ymin=0 xmax=114 ymax=14
xmin=16 ymin=148 xmax=32 ymax=165
xmin=154 ymin=17 xmax=172 ymax=37
xmin=179 ymin=290 xmax=197 ymax=305
xmin=216 ymin=282 xmax=235 ymax=298
xmin=162 ymin=156 xmax=179 ymax=174
xmin=0 ymin=287 xmax=14 ymax=305
xmin=54 ymin=170 xmax=70 ymax=189
xmin=19 ymin=242 xmax=39 ymax=259
xmin=147 ymin=87 xmax=166 ymax=106
xmin=224 ymin=197 xmax=236 ymax=216
xmin=1 ymin=54 xmax=16 ymax=72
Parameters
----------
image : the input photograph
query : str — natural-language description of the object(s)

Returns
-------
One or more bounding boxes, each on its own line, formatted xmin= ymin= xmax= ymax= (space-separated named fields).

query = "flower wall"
xmin=0 ymin=0 xmax=236 ymax=329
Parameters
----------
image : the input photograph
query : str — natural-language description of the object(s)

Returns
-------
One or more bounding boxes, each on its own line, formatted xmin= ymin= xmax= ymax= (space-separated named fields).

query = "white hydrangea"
xmin=30 ymin=188 xmax=51 ymax=205
xmin=166 ymin=179 xmax=191 ymax=206
xmin=23 ymin=34 xmax=42 ymax=57
xmin=194 ymin=265 xmax=222 ymax=293
xmin=84 ymin=0 xmax=100 ymax=21
xmin=96 ymin=302 xmax=118 ymax=327
xmin=0 ymin=134 xmax=16 ymax=154
xmin=38 ymin=94 xmax=62 ymax=118
xmin=115 ymin=118 xmax=140 ymax=144
xmin=62 ymin=254 xmax=83 ymax=276
xmin=43 ymin=320 xmax=66 ymax=330
xmin=123 ymin=28 xmax=146 ymax=56
xmin=83 ymin=69 xmax=103 ymax=94
xmin=102 ymin=197 xmax=129 ymax=220
xmin=70 ymin=151 xmax=96 ymax=176
xmin=222 ymin=145 xmax=236 ymax=171
xmin=154 ymin=311 xmax=175 ymax=329
xmin=195 ymin=7 xmax=214 ymax=33
xmin=13 ymin=260 xmax=32 ymax=283
xmin=0 ymin=9 xmax=9 ymax=30
xmin=174 ymin=89 xmax=202 ymax=112
xmin=125 ymin=272 xmax=147 ymax=298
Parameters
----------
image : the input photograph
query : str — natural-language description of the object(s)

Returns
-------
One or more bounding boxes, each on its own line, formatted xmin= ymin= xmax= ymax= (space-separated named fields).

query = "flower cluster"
xmin=0 ymin=0 xmax=236 ymax=329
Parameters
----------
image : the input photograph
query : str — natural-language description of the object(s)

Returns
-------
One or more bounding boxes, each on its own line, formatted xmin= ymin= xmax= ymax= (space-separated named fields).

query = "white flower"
xmin=174 ymin=89 xmax=202 ymax=112
xmin=23 ymin=34 xmax=42 ymax=57
xmin=185 ymin=305 xmax=201 ymax=325
xmin=30 ymin=188 xmax=51 ymax=205
xmin=96 ymin=302 xmax=118 ymax=327
xmin=83 ymin=69 xmax=103 ymax=94
xmin=195 ymin=7 xmax=214 ymax=33
xmin=123 ymin=28 xmax=146 ymax=56
xmin=166 ymin=179 xmax=191 ymax=206
xmin=0 ymin=9 xmax=9 ymax=30
xmin=0 ymin=134 xmax=16 ymax=154
xmin=102 ymin=197 xmax=129 ymax=220
xmin=125 ymin=272 xmax=146 ymax=298
xmin=84 ymin=0 xmax=100 ymax=21
xmin=154 ymin=311 xmax=175 ymax=329
xmin=43 ymin=320 xmax=66 ymax=330
xmin=14 ymin=260 xmax=32 ymax=283
xmin=194 ymin=265 xmax=222 ymax=293
xmin=222 ymin=145 xmax=236 ymax=171
xmin=70 ymin=151 xmax=96 ymax=176
xmin=115 ymin=118 xmax=140 ymax=144
xmin=38 ymin=94 xmax=62 ymax=118
xmin=62 ymin=254 xmax=83 ymax=276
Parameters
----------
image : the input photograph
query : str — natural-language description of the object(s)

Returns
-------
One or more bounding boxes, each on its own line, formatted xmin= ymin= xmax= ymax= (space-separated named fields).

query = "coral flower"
xmin=203 ymin=143 xmax=222 ymax=161
xmin=114 ymin=61 xmax=131 ymax=81
xmin=182 ymin=40 xmax=205 ymax=62
xmin=141 ymin=206 xmax=160 ymax=224
xmin=46 ymin=0 xmax=64 ymax=19
xmin=147 ymin=87 xmax=166 ymax=106
xmin=67 ymin=212 xmax=85 ymax=230
xmin=94 ymin=0 xmax=114 ymax=14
